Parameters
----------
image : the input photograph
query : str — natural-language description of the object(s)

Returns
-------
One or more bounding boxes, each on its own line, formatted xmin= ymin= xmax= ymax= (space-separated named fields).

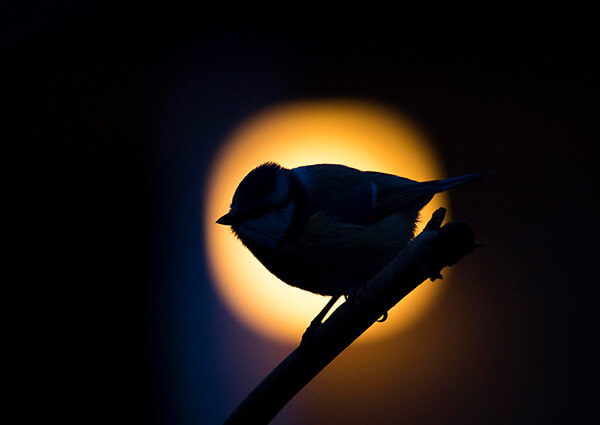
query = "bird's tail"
xmin=425 ymin=172 xmax=488 ymax=193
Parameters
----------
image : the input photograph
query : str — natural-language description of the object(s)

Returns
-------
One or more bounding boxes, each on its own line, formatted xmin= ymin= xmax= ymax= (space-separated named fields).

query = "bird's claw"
xmin=430 ymin=271 xmax=443 ymax=281
xmin=344 ymin=284 xmax=365 ymax=303
xmin=417 ymin=261 xmax=443 ymax=282
xmin=377 ymin=311 xmax=388 ymax=322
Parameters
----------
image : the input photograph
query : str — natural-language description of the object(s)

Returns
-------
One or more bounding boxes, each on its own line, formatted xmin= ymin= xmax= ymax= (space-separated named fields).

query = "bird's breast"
xmin=253 ymin=210 xmax=417 ymax=296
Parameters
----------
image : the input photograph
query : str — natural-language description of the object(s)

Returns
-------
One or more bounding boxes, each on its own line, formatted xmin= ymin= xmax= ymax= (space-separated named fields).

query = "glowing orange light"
xmin=204 ymin=100 xmax=450 ymax=345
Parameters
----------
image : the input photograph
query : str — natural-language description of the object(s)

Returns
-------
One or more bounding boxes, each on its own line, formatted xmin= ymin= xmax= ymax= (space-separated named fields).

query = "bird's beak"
xmin=216 ymin=212 xmax=235 ymax=225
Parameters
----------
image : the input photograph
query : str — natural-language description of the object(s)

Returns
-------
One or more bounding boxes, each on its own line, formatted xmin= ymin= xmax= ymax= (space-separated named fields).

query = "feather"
xmin=370 ymin=171 xmax=485 ymax=219
xmin=292 ymin=165 xmax=484 ymax=225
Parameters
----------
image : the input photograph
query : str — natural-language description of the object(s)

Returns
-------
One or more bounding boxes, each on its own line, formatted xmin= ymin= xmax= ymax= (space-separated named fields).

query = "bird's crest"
xmin=232 ymin=162 xmax=287 ymax=211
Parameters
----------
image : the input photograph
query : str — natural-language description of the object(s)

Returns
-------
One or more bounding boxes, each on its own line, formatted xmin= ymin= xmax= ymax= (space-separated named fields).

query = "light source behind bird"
xmin=217 ymin=162 xmax=484 ymax=340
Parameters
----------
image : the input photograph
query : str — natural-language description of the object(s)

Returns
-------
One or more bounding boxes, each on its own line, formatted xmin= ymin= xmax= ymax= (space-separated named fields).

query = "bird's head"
xmin=216 ymin=162 xmax=295 ymax=251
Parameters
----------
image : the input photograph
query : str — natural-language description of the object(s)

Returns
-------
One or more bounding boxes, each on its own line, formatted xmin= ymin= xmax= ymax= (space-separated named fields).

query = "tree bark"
xmin=224 ymin=208 xmax=479 ymax=424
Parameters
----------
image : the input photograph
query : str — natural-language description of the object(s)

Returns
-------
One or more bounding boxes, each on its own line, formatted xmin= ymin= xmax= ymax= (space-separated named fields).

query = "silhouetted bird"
xmin=217 ymin=162 xmax=483 ymax=336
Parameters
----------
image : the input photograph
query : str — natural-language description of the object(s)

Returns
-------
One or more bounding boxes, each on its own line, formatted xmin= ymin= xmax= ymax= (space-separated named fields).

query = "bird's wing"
xmin=292 ymin=165 xmax=434 ymax=225
xmin=365 ymin=171 xmax=436 ymax=220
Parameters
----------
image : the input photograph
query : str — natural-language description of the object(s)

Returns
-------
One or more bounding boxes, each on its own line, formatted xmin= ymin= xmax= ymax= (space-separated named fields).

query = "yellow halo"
xmin=204 ymin=100 xmax=449 ymax=345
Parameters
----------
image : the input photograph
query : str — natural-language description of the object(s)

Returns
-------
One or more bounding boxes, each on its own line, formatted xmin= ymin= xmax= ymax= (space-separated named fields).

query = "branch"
xmin=224 ymin=208 xmax=479 ymax=424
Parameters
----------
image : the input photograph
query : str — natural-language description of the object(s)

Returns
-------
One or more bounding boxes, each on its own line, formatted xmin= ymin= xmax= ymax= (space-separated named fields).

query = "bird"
xmin=216 ymin=162 xmax=484 ymax=336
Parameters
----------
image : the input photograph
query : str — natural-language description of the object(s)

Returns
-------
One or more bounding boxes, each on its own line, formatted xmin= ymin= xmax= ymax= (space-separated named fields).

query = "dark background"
xmin=7 ymin=3 xmax=598 ymax=424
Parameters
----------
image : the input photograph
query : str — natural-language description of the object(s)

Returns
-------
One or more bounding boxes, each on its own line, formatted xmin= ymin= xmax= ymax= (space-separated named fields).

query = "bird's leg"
xmin=300 ymin=295 xmax=341 ymax=350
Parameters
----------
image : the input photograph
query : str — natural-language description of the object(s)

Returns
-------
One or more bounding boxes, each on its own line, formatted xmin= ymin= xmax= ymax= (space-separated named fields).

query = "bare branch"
xmin=224 ymin=207 xmax=479 ymax=424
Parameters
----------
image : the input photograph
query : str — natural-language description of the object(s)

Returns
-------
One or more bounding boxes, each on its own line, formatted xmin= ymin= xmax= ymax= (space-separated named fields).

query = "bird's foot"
xmin=344 ymin=284 xmax=365 ymax=304
xmin=417 ymin=260 xmax=444 ymax=282
xmin=377 ymin=311 xmax=388 ymax=322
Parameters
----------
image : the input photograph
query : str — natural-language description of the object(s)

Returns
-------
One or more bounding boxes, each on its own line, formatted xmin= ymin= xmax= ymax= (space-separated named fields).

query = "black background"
xmin=7 ymin=3 xmax=598 ymax=424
